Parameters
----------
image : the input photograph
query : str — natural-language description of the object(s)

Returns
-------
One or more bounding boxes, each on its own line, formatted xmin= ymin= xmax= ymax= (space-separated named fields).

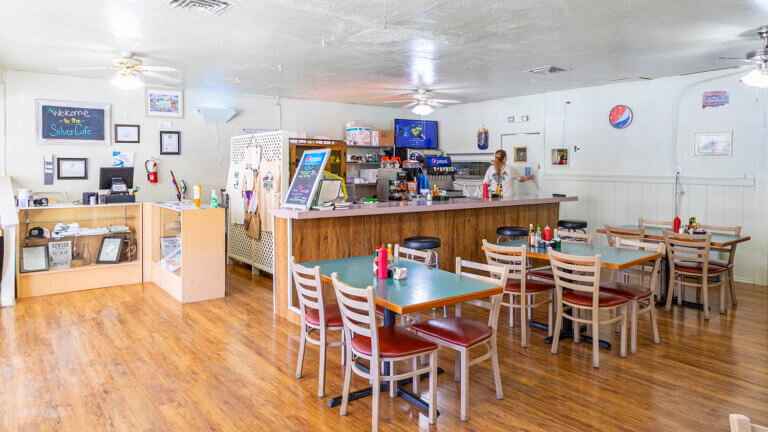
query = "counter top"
xmin=271 ymin=195 xmax=577 ymax=220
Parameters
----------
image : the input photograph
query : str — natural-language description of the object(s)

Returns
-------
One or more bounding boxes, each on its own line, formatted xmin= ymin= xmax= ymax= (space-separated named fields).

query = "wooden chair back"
xmin=548 ymin=249 xmax=602 ymax=306
xmin=638 ymin=218 xmax=674 ymax=229
xmin=614 ymin=237 xmax=664 ymax=294
xmin=291 ymin=257 xmax=326 ymax=326
xmin=605 ymin=225 xmax=645 ymax=247
xmin=554 ymin=229 xmax=594 ymax=245
xmin=481 ymin=239 xmax=526 ymax=282
xmin=663 ymin=230 xmax=712 ymax=274
xmin=393 ymin=244 xmax=432 ymax=266
xmin=698 ymin=224 xmax=742 ymax=265
xmin=455 ymin=258 xmax=508 ymax=330
xmin=331 ymin=273 xmax=378 ymax=356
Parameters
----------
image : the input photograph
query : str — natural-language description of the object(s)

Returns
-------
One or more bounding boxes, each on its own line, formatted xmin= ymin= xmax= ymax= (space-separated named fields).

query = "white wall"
xmin=435 ymin=71 xmax=768 ymax=284
xmin=1 ymin=70 xmax=406 ymax=202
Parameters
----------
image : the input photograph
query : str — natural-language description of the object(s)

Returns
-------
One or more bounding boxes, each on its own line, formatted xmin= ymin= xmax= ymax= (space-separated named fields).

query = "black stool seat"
xmin=403 ymin=236 xmax=441 ymax=250
xmin=557 ymin=219 xmax=588 ymax=230
xmin=496 ymin=226 xmax=528 ymax=238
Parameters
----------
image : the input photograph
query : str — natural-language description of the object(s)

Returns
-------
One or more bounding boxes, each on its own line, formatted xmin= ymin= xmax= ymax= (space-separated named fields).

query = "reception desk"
xmin=271 ymin=195 xmax=577 ymax=324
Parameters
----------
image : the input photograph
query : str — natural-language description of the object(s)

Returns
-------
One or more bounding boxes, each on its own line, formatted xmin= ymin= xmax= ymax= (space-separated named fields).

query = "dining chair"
xmin=599 ymin=238 xmax=663 ymax=353
xmin=549 ymin=249 xmax=628 ymax=368
xmin=411 ymin=258 xmax=507 ymax=422
xmin=604 ymin=225 xmax=645 ymax=247
xmin=638 ymin=217 xmax=674 ymax=229
xmin=530 ymin=229 xmax=594 ymax=282
xmin=663 ymin=230 xmax=730 ymax=320
xmin=292 ymin=257 xmax=345 ymax=398
xmin=730 ymin=414 xmax=768 ymax=432
xmin=698 ymin=224 xmax=741 ymax=307
xmin=483 ymin=240 xmax=554 ymax=347
xmin=332 ymin=274 xmax=438 ymax=431
xmin=377 ymin=244 xmax=436 ymax=323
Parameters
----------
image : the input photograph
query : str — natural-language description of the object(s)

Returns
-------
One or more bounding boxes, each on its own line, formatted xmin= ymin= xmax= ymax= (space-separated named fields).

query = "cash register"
xmin=99 ymin=167 xmax=136 ymax=203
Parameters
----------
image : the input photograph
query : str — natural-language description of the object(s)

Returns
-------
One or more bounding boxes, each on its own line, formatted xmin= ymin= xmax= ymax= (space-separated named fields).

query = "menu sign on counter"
xmin=283 ymin=148 xmax=330 ymax=210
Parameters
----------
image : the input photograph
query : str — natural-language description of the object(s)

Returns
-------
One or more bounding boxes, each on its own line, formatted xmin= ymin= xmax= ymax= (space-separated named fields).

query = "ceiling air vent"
xmin=526 ymin=66 xmax=569 ymax=75
xmin=169 ymin=0 xmax=236 ymax=15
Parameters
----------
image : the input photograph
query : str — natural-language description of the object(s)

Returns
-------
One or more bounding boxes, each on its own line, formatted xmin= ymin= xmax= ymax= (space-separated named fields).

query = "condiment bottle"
xmin=543 ymin=225 xmax=552 ymax=241
xmin=377 ymin=245 xmax=388 ymax=279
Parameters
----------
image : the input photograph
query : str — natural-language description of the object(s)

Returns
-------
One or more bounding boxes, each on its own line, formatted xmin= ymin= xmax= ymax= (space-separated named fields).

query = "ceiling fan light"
xmin=111 ymin=71 xmax=144 ymax=90
xmin=412 ymin=103 xmax=433 ymax=116
xmin=741 ymin=68 xmax=768 ymax=88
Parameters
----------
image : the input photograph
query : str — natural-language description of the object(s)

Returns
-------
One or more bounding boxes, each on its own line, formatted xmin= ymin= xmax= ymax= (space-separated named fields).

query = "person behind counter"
xmin=482 ymin=149 xmax=535 ymax=198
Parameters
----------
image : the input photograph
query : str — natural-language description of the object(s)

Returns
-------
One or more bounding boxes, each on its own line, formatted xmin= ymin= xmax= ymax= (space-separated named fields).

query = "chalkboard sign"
xmin=36 ymin=100 xmax=111 ymax=145
xmin=283 ymin=148 xmax=330 ymax=210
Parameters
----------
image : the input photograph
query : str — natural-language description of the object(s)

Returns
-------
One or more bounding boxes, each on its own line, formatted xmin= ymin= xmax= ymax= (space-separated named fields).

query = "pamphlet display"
xmin=283 ymin=148 xmax=330 ymax=210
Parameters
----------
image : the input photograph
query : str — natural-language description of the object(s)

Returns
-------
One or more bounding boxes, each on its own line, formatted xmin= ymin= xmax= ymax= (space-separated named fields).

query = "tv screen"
xmin=394 ymin=119 xmax=438 ymax=149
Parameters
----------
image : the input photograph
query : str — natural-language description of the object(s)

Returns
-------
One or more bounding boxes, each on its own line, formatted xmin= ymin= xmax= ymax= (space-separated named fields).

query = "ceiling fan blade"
xmin=428 ymin=101 xmax=444 ymax=108
xmin=58 ymin=66 xmax=114 ymax=71
xmin=431 ymin=98 xmax=461 ymax=104
xmin=383 ymin=99 xmax=414 ymax=103
xmin=143 ymin=71 xmax=182 ymax=83
xmin=141 ymin=65 xmax=180 ymax=72
xmin=680 ymin=66 xmax=743 ymax=76
xmin=717 ymin=57 xmax=751 ymax=61
xmin=403 ymin=101 xmax=418 ymax=108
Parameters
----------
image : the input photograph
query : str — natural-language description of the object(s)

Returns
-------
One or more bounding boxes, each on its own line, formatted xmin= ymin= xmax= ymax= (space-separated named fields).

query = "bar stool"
xmin=557 ymin=219 xmax=588 ymax=233
xmin=495 ymin=226 xmax=528 ymax=243
xmin=403 ymin=236 xmax=441 ymax=268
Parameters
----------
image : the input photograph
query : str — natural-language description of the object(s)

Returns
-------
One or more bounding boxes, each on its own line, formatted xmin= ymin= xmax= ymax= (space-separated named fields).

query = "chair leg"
xmin=371 ymin=361 xmax=381 ymax=432
xmin=490 ymin=339 xmax=503 ymax=400
xmin=520 ymin=294 xmax=528 ymax=348
xmin=509 ymin=295 xmax=515 ymax=328
xmin=412 ymin=357 xmax=419 ymax=394
xmin=454 ymin=351 xmax=461 ymax=382
xmin=428 ymin=352 xmax=437 ymax=424
xmin=729 ymin=268 xmax=737 ymax=306
xmin=389 ymin=361 xmax=396 ymax=398
xmin=547 ymin=290 xmax=554 ymax=337
xmin=527 ymin=295 xmax=533 ymax=321
xmin=677 ymin=282 xmax=683 ymax=306
xmin=318 ymin=330 xmax=327 ymax=398
xmin=460 ymin=349 xmax=470 ymax=422
xmin=619 ymin=305 xmax=628 ymax=359
xmin=573 ymin=309 xmax=581 ymax=344
xmin=702 ymin=278 xmax=710 ymax=320
xmin=592 ymin=309 xmax=600 ymax=368
xmin=665 ymin=273 xmax=675 ymax=311
xmin=649 ymin=300 xmax=661 ymax=344
xmin=295 ymin=323 xmax=307 ymax=379
xmin=340 ymin=348 xmax=353 ymax=416
xmin=720 ymin=278 xmax=726 ymax=314
xmin=341 ymin=332 xmax=346 ymax=366
xmin=630 ymin=300 xmax=638 ymax=355
xmin=551 ymin=299 xmax=563 ymax=355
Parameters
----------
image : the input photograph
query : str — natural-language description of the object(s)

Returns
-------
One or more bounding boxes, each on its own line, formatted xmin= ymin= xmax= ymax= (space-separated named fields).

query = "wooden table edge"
xmin=596 ymin=229 xmax=750 ymax=247
xmin=528 ymin=251 xmax=661 ymax=270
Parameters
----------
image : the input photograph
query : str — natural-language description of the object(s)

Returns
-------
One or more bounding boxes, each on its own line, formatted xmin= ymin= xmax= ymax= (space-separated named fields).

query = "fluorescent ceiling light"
xmin=111 ymin=70 xmax=144 ymax=90
xmin=741 ymin=67 xmax=768 ymax=88
xmin=412 ymin=103 xmax=433 ymax=116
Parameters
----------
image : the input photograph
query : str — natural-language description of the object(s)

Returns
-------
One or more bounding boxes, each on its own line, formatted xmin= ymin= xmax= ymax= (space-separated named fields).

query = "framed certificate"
xmin=160 ymin=131 xmax=181 ymax=155
xmin=114 ymin=124 xmax=140 ymax=143
xmin=57 ymin=157 xmax=88 ymax=180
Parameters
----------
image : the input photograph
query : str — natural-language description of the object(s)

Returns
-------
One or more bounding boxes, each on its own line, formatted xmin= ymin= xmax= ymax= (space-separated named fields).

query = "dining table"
xmin=499 ymin=239 xmax=663 ymax=348
xmin=597 ymin=225 xmax=751 ymax=309
xmin=301 ymin=255 xmax=503 ymax=415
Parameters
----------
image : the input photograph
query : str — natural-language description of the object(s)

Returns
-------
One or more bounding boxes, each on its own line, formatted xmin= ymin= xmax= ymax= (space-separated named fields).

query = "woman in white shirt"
xmin=482 ymin=149 xmax=535 ymax=198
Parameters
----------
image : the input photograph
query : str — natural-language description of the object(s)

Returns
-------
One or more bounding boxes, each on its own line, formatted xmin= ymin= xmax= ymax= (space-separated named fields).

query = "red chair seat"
xmin=350 ymin=325 xmax=437 ymax=358
xmin=600 ymin=282 xmax=652 ymax=300
xmin=562 ymin=290 xmax=628 ymax=307
xmin=375 ymin=305 xmax=386 ymax=316
xmin=505 ymin=278 xmax=555 ymax=294
xmin=411 ymin=317 xmax=493 ymax=348
xmin=304 ymin=304 xmax=343 ymax=328
xmin=675 ymin=263 xmax=729 ymax=274
xmin=530 ymin=268 xmax=554 ymax=280
xmin=708 ymin=260 xmax=734 ymax=269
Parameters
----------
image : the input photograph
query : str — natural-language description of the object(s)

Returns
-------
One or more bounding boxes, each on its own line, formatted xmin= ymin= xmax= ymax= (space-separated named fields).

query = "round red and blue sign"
xmin=609 ymin=105 xmax=633 ymax=129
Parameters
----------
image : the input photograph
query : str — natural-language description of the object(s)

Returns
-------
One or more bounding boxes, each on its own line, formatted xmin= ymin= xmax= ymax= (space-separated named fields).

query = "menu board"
xmin=283 ymin=148 xmax=330 ymax=210
xmin=37 ymin=100 xmax=111 ymax=145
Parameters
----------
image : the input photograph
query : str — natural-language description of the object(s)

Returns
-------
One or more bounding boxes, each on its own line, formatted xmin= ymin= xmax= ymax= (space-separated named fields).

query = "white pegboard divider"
xmin=227 ymin=131 xmax=291 ymax=274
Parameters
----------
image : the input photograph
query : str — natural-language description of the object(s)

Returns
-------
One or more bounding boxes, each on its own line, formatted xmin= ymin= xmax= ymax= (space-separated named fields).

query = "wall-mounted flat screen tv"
xmin=394 ymin=119 xmax=438 ymax=149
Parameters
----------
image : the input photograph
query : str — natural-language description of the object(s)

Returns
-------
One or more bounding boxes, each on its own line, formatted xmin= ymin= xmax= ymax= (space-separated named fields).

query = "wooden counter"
xmin=271 ymin=195 xmax=576 ymax=324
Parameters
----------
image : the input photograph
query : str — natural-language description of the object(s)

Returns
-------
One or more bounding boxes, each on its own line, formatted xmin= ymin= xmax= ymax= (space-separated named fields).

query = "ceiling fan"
xmin=58 ymin=51 xmax=181 ymax=90
xmin=717 ymin=26 xmax=768 ymax=87
xmin=382 ymin=89 xmax=461 ymax=115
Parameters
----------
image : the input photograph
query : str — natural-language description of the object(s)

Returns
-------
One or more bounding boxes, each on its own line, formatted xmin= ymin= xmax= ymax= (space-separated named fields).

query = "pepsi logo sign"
xmin=609 ymin=105 xmax=633 ymax=129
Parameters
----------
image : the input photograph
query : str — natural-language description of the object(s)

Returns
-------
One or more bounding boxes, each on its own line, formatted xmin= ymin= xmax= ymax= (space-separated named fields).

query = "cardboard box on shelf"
xmin=371 ymin=130 xmax=394 ymax=147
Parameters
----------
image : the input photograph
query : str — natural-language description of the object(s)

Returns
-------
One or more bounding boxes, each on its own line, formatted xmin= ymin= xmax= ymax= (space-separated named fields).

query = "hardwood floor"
xmin=1 ymin=265 xmax=766 ymax=431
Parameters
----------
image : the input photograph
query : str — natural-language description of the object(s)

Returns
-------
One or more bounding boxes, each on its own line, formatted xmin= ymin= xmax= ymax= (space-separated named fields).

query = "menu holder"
xmin=283 ymin=148 xmax=331 ymax=210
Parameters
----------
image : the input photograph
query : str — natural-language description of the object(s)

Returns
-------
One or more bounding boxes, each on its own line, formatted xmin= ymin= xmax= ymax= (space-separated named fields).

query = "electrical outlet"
xmin=674 ymin=166 xmax=682 ymax=176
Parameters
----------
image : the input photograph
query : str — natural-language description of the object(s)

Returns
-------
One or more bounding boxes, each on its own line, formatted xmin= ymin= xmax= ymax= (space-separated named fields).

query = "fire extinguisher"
xmin=145 ymin=157 xmax=158 ymax=183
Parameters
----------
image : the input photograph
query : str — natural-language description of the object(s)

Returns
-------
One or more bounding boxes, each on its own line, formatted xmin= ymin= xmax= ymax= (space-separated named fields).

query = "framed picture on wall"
xmin=513 ymin=146 xmax=528 ymax=163
xmin=36 ymin=100 xmax=111 ymax=145
xmin=114 ymin=124 xmax=140 ymax=143
xmin=160 ymin=131 xmax=181 ymax=155
xmin=694 ymin=131 xmax=732 ymax=157
xmin=146 ymin=88 xmax=184 ymax=118
xmin=57 ymin=157 xmax=88 ymax=180
xmin=551 ymin=148 xmax=569 ymax=166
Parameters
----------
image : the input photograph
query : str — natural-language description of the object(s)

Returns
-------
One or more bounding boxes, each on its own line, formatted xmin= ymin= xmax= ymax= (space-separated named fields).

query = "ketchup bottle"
xmin=482 ymin=183 xmax=489 ymax=199
xmin=673 ymin=216 xmax=681 ymax=233
xmin=377 ymin=245 xmax=388 ymax=279
xmin=543 ymin=225 xmax=552 ymax=241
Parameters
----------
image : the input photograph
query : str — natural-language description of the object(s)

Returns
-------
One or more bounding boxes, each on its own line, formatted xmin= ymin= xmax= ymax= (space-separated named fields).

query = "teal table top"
xmin=301 ymin=255 xmax=502 ymax=314
xmin=499 ymin=239 xmax=661 ymax=270
xmin=614 ymin=225 xmax=748 ymax=247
